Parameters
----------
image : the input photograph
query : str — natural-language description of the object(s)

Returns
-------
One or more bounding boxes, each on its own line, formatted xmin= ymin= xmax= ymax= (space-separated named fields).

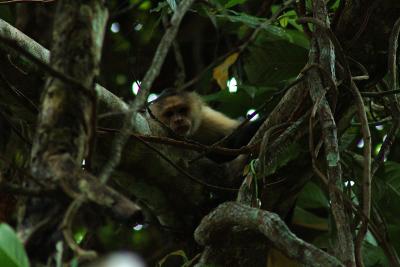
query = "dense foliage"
xmin=0 ymin=0 xmax=399 ymax=266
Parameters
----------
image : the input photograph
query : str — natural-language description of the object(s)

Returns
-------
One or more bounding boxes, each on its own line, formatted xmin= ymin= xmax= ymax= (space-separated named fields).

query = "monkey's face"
xmin=163 ymin=105 xmax=192 ymax=136
xmin=151 ymin=95 xmax=200 ymax=137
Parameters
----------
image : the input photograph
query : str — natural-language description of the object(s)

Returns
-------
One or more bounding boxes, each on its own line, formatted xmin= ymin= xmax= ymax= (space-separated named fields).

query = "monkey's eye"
xmin=178 ymin=107 xmax=188 ymax=115
xmin=164 ymin=111 xmax=173 ymax=118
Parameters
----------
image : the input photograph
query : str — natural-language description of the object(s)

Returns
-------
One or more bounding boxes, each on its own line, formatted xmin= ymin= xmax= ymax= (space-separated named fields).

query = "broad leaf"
xmin=244 ymin=40 xmax=307 ymax=86
xmin=292 ymin=207 xmax=328 ymax=231
xmin=264 ymin=143 xmax=302 ymax=176
xmin=362 ymin=241 xmax=389 ymax=267
xmin=296 ymin=182 xmax=329 ymax=209
xmin=217 ymin=10 xmax=265 ymax=28
xmin=224 ymin=0 xmax=247 ymax=9
xmin=0 ymin=224 xmax=29 ymax=267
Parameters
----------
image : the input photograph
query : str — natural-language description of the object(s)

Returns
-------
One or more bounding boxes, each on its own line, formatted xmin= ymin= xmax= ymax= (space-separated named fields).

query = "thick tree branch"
xmin=28 ymin=0 xmax=140 ymax=221
xmin=194 ymin=202 xmax=344 ymax=267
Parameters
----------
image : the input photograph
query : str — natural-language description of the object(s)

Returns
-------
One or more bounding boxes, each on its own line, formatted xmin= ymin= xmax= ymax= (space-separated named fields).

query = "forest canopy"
xmin=0 ymin=0 xmax=400 ymax=267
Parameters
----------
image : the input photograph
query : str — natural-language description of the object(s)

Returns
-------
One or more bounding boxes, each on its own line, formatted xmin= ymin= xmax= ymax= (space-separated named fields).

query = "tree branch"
xmin=194 ymin=202 xmax=344 ymax=267
xmin=300 ymin=1 xmax=356 ymax=265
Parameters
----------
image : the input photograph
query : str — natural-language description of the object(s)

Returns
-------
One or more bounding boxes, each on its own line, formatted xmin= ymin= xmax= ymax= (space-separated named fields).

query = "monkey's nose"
xmin=174 ymin=117 xmax=184 ymax=123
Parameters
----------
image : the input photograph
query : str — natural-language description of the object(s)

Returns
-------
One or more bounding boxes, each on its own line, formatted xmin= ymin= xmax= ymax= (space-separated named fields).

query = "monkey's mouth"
xmin=175 ymin=125 xmax=190 ymax=136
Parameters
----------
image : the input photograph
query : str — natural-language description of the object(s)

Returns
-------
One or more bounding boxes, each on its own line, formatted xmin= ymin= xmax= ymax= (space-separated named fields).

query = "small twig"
xmin=0 ymin=35 xmax=94 ymax=99
xmin=133 ymin=135 xmax=239 ymax=192
xmin=372 ymin=17 xmax=400 ymax=174
xmin=0 ymin=157 xmax=48 ymax=188
xmin=388 ymin=18 xmax=400 ymax=97
xmin=351 ymin=117 xmax=391 ymax=126
xmin=331 ymin=0 xmax=346 ymax=31
xmin=260 ymin=109 xmax=310 ymax=174
xmin=361 ymin=89 xmax=400 ymax=97
xmin=0 ymin=72 xmax=39 ymax=113
xmin=348 ymin=82 xmax=371 ymax=265
xmin=6 ymin=54 xmax=28 ymax=75
xmin=347 ymin=1 xmax=380 ymax=48
xmin=347 ymin=56 xmax=369 ymax=79
xmin=295 ymin=0 xmax=312 ymax=38
xmin=258 ymin=123 xmax=291 ymax=179
xmin=162 ymin=15 xmax=186 ymax=88
xmin=98 ymin=126 xmax=258 ymax=156
xmin=308 ymin=97 xmax=329 ymax=185
xmin=61 ymin=198 xmax=97 ymax=260
xmin=352 ymin=75 xmax=369 ymax=81
xmin=0 ymin=181 xmax=56 ymax=197
xmin=110 ymin=2 xmax=140 ymax=19
xmin=0 ymin=110 xmax=32 ymax=146
xmin=368 ymin=99 xmax=380 ymax=123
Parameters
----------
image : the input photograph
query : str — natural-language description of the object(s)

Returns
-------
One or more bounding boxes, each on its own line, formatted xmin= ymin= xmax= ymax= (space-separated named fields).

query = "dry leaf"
xmin=213 ymin=52 xmax=239 ymax=89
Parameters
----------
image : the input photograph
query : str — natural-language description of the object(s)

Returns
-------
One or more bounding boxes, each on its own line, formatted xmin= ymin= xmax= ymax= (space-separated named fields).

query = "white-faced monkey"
xmin=148 ymin=89 xmax=264 ymax=162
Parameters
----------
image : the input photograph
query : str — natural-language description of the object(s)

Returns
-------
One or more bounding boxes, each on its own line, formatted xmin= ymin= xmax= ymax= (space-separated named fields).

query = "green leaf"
xmin=297 ymin=182 xmax=329 ymax=209
xmin=70 ymin=258 xmax=79 ymax=267
xmin=217 ymin=10 xmax=265 ymax=28
xmin=387 ymin=224 xmax=400 ymax=254
xmin=374 ymin=161 xmax=400 ymax=221
xmin=224 ymin=0 xmax=247 ymax=9
xmin=264 ymin=143 xmax=302 ymax=176
xmin=202 ymin=86 xmax=277 ymax=118
xmin=201 ymin=5 xmax=218 ymax=29
xmin=328 ymin=0 xmax=341 ymax=10
xmin=382 ymin=161 xmax=400 ymax=191
xmin=0 ymin=224 xmax=29 ymax=267
xmin=240 ymin=85 xmax=275 ymax=99
xmin=362 ymin=241 xmax=389 ymax=267
xmin=292 ymin=207 xmax=328 ymax=231
xmin=139 ymin=1 xmax=152 ymax=10
xmin=278 ymin=17 xmax=288 ymax=28
xmin=340 ymin=126 xmax=359 ymax=151
xmin=202 ymin=90 xmax=255 ymax=117
xmin=244 ymin=40 xmax=308 ymax=86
